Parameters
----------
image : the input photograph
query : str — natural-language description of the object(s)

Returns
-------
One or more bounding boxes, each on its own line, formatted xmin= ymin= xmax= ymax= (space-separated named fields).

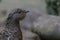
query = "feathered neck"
xmin=5 ymin=17 xmax=20 ymax=30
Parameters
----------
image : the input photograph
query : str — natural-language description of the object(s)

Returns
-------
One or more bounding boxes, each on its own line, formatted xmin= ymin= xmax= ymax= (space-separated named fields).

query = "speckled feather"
xmin=0 ymin=8 xmax=29 ymax=40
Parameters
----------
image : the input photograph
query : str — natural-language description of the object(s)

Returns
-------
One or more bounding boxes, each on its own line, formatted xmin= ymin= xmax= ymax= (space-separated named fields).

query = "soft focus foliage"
xmin=45 ymin=0 xmax=60 ymax=16
xmin=0 ymin=0 xmax=1 ymax=2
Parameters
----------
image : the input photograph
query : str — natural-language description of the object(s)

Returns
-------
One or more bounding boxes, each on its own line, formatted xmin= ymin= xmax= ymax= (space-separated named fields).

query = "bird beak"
xmin=25 ymin=11 xmax=29 ymax=13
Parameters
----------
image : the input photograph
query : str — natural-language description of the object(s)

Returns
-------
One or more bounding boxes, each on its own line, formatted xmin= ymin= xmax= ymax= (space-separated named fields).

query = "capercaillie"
xmin=0 ymin=8 xmax=29 ymax=40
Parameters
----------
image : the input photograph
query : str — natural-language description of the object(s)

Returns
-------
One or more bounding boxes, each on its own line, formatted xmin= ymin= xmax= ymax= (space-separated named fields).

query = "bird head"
xmin=7 ymin=8 xmax=29 ymax=21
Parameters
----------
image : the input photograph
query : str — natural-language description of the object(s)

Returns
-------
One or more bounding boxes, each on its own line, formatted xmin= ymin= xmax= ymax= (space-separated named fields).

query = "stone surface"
xmin=32 ymin=15 xmax=60 ymax=40
xmin=22 ymin=29 xmax=40 ymax=40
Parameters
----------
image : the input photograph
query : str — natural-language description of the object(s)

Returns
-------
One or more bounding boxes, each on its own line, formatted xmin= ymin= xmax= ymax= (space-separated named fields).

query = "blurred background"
xmin=0 ymin=0 xmax=46 ymax=21
xmin=0 ymin=0 xmax=60 ymax=21
xmin=0 ymin=0 xmax=47 ymax=30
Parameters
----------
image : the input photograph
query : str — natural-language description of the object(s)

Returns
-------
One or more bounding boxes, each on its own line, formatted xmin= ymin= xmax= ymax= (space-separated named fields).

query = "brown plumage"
xmin=0 ymin=8 xmax=29 ymax=40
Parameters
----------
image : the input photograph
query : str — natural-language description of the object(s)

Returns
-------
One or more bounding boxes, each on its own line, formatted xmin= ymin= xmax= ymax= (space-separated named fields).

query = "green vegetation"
xmin=0 ymin=0 xmax=2 ymax=2
xmin=45 ymin=0 xmax=60 ymax=16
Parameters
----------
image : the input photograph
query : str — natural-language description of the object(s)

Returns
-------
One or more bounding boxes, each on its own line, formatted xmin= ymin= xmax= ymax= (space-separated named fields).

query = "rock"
xmin=32 ymin=15 xmax=60 ymax=40
xmin=22 ymin=29 xmax=40 ymax=40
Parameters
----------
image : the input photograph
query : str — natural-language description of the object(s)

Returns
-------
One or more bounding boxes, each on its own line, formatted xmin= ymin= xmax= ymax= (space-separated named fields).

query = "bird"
xmin=0 ymin=8 xmax=29 ymax=40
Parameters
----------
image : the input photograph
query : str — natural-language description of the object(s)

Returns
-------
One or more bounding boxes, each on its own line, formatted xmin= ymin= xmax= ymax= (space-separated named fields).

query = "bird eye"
xmin=18 ymin=11 xmax=21 ymax=14
xmin=24 ymin=11 xmax=29 ymax=13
